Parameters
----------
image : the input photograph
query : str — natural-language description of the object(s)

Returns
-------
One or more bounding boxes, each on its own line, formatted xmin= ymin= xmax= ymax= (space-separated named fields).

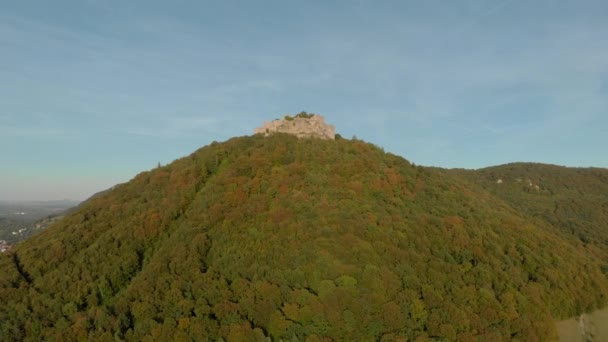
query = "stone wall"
xmin=254 ymin=115 xmax=336 ymax=140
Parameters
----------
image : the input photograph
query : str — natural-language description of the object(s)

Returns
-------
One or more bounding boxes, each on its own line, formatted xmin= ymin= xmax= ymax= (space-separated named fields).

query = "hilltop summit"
xmin=254 ymin=112 xmax=336 ymax=140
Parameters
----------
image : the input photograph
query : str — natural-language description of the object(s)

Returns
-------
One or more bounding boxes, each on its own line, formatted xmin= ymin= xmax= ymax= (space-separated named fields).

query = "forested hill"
xmin=1 ymin=135 xmax=608 ymax=341
xmin=448 ymin=163 xmax=608 ymax=252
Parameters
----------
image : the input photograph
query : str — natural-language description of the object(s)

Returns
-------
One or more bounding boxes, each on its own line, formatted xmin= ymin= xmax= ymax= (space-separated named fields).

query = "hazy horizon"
xmin=2 ymin=0 xmax=607 ymax=201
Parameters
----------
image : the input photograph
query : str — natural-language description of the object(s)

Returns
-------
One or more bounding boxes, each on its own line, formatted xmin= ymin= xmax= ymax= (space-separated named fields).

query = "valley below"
xmin=0 ymin=200 xmax=78 ymax=247
xmin=557 ymin=305 xmax=608 ymax=341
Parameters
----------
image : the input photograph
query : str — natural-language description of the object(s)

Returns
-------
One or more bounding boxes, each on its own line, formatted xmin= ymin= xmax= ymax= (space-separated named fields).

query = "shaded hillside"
xmin=449 ymin=163 xmax=608 ymax=252
xmin=1 ymin=136 xmax=607 ymax=341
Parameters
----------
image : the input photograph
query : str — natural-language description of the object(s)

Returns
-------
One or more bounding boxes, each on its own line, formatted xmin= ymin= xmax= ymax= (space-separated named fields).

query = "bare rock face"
xmin=254 ymin=114 xmax=336 ymax=140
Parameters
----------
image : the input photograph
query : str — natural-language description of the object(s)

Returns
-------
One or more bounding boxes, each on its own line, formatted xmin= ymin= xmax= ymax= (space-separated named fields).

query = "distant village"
xmin=0 ymin=240 xmax=11 ymax=253
xmin=0 ymin=214 xmax=65 ymax=254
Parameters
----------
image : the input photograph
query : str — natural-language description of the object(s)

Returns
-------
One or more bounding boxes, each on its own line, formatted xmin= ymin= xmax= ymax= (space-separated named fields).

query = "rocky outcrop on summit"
xmin=254 ymin=114 xmax=336 ymax=140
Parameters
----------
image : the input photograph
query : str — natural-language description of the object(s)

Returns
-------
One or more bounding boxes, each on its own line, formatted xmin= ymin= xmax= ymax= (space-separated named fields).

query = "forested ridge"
xmin=1 ymin=135 xmax=607 ymax=341
xmin=449 ymin=163 xmax=608 ymax=252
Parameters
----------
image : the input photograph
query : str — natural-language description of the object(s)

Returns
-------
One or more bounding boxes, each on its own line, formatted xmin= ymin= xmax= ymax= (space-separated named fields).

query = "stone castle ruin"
xmin=254 ymin=113 xmax=336 ymax=140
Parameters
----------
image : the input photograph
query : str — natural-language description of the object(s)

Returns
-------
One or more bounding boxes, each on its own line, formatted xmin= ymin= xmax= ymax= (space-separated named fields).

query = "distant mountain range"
xmin=1 ymin=132 xmax=607 ymax=341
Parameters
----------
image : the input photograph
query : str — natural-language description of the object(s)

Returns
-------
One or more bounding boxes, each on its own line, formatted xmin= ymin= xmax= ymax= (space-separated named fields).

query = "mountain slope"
xmin=449 ymin=163 xmax=608 ymax=252
xmin=1 ymin=135 xmax=607 ymax=341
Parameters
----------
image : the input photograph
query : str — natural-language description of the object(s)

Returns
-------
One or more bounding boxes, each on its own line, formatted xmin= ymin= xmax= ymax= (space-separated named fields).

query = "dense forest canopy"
xmin=1 ymin=134 xmax=607 ymax=341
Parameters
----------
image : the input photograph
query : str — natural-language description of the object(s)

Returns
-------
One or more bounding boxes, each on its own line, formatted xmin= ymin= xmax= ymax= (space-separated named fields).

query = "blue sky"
xmin=1 ymin=0 xmax=607 ymax=201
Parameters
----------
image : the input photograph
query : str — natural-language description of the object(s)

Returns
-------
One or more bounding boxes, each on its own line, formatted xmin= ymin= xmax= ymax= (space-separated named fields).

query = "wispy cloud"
xmin=1 ymin=0 xmax=607 ymax=200
xmin=123 ymin=116 xmax=225 ymax=139
xmin=0 ymin=125 xmax=69 ymax=139
xmin=201 ymin=80 xmax=284 ymax=104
